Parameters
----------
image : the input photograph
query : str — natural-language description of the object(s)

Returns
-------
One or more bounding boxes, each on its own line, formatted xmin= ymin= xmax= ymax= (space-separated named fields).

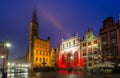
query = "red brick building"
xmin=99 ymin=16 xmax=120 ymax=61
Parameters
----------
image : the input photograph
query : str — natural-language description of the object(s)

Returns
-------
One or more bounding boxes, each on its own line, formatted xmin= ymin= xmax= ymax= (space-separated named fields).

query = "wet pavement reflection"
xmin=5 ymin=70 xmax=120 ymax=78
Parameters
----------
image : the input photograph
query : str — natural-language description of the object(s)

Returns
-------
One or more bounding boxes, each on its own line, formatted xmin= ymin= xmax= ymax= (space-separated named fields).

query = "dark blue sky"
xmin=0 ymin=0 xmax=120 ymax=59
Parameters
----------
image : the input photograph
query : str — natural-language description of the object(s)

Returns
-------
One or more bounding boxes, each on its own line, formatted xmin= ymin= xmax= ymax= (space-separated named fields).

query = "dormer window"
xmin=88 ymin=35 xmax=90 ymax=38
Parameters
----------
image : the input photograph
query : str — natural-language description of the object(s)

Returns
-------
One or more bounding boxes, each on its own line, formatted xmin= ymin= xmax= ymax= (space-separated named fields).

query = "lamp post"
xmin=2 ymin=42 xmax=11 ymax=78
xmin=4 ymin=42 xmax=11 ymax=68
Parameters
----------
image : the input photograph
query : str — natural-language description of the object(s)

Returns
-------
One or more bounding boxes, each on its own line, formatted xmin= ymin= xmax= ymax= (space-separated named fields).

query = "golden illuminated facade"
xmin=80 ymin=29 xmax=101 ymax=68
xmin=50 ymin=48 xmax=56 ymax=67
xmin=28 ymin=8 xmax=50 ymax=68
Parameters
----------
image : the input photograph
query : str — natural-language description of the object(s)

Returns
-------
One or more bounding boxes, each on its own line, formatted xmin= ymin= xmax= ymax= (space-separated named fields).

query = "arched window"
xmin=67 ymin=53 xmax=72 ymax=66
xmin=74 ymin=51 xmax=78 ymax=66
xmin=73 ymin=40 xmax=75 ymax=45
xmin=62 ymin=54 xmax=65 ymax=65
xmin=36 ymin=57 xmax=38 ymax=62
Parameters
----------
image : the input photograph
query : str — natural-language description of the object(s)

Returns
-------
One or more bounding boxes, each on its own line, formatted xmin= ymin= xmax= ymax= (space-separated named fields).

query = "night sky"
xmin=0 ymin=0 xmax=120 ymax=59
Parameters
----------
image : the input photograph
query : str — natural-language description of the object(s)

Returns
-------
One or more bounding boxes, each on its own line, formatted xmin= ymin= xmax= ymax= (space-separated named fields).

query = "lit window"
xmin=40 ymin=58 xmax=41 ymax=62
xmin=69 ymin=42 xmax=71 ymax=46
xmin=102 ymin=33 xmax=107 ymax=41
xmin=40 ymin=50 xmax=41 ymax=55
xmin=94 ymin=44 xmax=98 ymax=47
xmin=83 ymin=49 xmax=86 ymax=56
xmin=36 ymin=57 xmax=38 ymax=62
xmin=88 ymin=42 xmax=91 ymax=45
xmin=46 ymin=58 xmax=48 ymax=62
xmin=110 ymin=30 xmax=116 ymax=36
xmin=63 ymin=44 xmax=64 ymax=48
xmin=111 ymin=47 xmax=118 ymax=56
xmin=94 ymin=40 xmax=97 ymax=44
xmin=67 ymin=42 xmax=68 ymax=47
xmin=103 ymin=41 xmax=107 ymax=45
xmin=36 ymin=50 xmax=38 ymax=54
xmin=83 ymin=43 xmax=86 ymax=47
xmin=110 ymin=39 xmax=117 ymax=45
xmin=73 ymin=40 xmax=75 ymax=45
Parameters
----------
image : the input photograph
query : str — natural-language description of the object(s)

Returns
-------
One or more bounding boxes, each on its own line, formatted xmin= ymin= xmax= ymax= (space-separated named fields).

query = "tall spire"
xmin=32 ymin=7 xmax=37 ymax=23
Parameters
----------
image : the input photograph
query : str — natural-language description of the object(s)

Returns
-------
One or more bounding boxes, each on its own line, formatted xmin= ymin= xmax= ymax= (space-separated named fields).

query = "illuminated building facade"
xmin=80 ymin=29 xmax=101 ymax=68
xmin=28 ymin=8 xmax=50 ymax=68
xmin=50 ymin=48 xmax=56 ymax=67
xmin=57 ymin=33 xmax=83 ymax=68
xmin=99 ymin=16 xmax=120 ymax=61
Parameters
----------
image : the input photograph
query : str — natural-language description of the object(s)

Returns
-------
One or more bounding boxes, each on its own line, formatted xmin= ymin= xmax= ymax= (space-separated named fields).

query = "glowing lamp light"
xmin=12 ymin=63 xmax=15 ymax=66
xmin=70 ymin=56 xmax=73 ymax=59
xmin=94 ymin=44 xmax=98 ymax=47
xmin=88 ymin=45 xmax=91 ymax=48
xmin=7 ymin=62 xmax=10 ymax=66
xmin=1 ymin=56 xmax=4 ymax=59
xmin=5 ymin=42 xmax=11 ymax=48
xmin=118 ymin=64 xmax=120 ymax=67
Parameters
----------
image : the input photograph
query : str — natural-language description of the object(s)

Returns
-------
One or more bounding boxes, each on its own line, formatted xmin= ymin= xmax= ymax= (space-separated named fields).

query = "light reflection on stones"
xmin=6 ymin=70 xmax=120 ymax=78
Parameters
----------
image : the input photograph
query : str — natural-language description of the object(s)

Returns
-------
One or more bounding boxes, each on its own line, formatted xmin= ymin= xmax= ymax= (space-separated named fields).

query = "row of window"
xmin=82 ymin=46 xmax=98 ymax=50
xmin=102 ymin=39 xmax=117 ymax=46
xmin=102 ymin=30 xmax=117 ymax=40
xmin=60 ymin=44 xmax=79 ymax=50
xmin=62 ymin=40 xmax=76 ymax=49
xmin=82 ymin=40 xmax=97 ymax=47
xmin=35 ymin=50 xmax=49 ymax=56
xmin=35 ymin=44 xmax=48 ymax=47
xmin=83 ymin=63 xmax=92 ymax=66
xmin=35 ymin=57 xmax=48 ymax=63
xmin=84 ymin=56 xmax=97 ymax=61
xmin=83 ymin=51 xmax=98 ymax=56
xmin=35 ymin=46 xmax=49 ymax=50
xmin=102 ymin=30 xmax=117 ymax=46
xmin=102 ymin=47 xmax=118 ymax=56
xmin=35 ymin=41 xmax=49 ymax=46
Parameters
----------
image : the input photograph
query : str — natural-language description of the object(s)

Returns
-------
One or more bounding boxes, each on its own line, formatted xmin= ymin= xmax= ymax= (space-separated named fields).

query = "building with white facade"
xmin=57 ymin=33 xmax=83 ymax=68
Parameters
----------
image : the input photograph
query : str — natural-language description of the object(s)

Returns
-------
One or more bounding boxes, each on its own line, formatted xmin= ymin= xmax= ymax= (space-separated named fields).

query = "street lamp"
xmin=2 ymin=42 xmax=11 ymax=78
xmin=1 ymin=55 xmax=6 ymax=77
xmin=1 ymin=56 xmax=4 ymax=59
xmin=4 ymin=42 xmax=11 ymax=66
xmin=5 ymin=43 xmax=11 ymax=48
xmin=5 ymin=42 xmax=11 ymax=49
